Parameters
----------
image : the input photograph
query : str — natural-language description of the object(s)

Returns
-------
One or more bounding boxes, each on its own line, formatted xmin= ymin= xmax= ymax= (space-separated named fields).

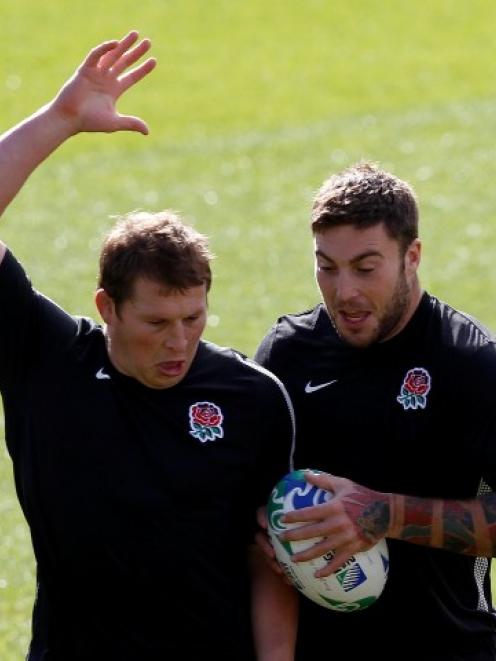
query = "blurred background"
xmin=2 ymin=1 xmax=496 ymax=656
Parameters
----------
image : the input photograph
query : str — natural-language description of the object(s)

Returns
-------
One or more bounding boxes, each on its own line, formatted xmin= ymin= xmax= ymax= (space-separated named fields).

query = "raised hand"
xmin=51 ymin=31 xmax=156 ymax=135
xmin=0 ymin=31 xmax=156 ymax=226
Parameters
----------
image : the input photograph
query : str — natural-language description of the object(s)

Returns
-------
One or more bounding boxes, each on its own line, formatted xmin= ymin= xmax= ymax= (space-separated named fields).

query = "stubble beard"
xmin=328 ymin=268 xmax=412 ymax=348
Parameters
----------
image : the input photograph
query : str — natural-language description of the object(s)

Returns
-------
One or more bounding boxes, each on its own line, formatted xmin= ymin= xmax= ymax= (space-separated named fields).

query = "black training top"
xmin=0 ymin=250 xmax=295 ymax=661
xmin=255 ymin=292 xmax=496 ymax=661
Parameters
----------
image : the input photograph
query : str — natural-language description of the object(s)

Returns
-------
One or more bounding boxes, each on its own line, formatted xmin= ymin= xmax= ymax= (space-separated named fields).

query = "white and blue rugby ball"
xmin=267 ymin=469 xmax=389 ymax=612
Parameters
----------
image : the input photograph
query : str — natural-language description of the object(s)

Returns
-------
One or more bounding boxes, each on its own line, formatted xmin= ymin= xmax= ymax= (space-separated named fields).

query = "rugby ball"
xmin=267 ymin=469 xmax=389 ymax=612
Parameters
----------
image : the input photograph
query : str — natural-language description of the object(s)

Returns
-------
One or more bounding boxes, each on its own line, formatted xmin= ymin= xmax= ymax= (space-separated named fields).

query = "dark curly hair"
xmin=311 ymin=162 xmax=418 ymax=253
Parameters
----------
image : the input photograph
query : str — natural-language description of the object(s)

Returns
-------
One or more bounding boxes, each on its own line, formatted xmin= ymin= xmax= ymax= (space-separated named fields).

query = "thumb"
xmin=114 ymin=114 xmax=149 ymax=135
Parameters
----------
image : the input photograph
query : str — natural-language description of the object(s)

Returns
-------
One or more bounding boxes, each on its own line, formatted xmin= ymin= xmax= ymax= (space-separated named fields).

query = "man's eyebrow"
xmin=350 ymin=249 xmax=383 ymax=263
xmin=315 ymin=248 xmax=383 ymax=263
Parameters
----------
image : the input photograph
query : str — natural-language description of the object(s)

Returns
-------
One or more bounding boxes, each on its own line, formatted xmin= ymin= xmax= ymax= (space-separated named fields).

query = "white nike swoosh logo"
xmin=96 ymin=367 xmax=111 ymax=380
xmin=305 ymin=379 xmax=337 ymax=394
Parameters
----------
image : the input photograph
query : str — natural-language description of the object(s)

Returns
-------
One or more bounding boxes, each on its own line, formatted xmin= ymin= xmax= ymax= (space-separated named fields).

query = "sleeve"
xmin=459 ymin=343 xmax=496 ymax=492
xmin=479 ymin=416 xmax=496 ymax=492
xmin=0 ymin=249 xmax=78 ymax=391
xmin=253 ymin=368 xmax=296 ymax=508
xmin=253 ymin=325 xmax=277 ymax=370
xmin=475 ymin=346 xmax=496 ymax=491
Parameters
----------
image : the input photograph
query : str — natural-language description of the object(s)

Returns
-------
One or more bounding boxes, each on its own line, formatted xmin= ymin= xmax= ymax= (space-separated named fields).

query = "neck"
xmin=386 ymin=280 xmax=423 ymax=342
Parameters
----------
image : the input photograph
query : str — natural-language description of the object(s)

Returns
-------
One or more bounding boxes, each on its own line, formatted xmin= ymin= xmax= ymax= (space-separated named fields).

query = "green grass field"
xmin=2 ymin=0 xmax=496 ymax=656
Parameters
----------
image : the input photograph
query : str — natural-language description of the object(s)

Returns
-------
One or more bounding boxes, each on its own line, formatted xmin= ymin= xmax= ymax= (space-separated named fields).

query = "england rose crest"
xmin=189 ymin=401 xmax=224 ymax=443
xmin=396 ymin=367 xmax=431 ymax=410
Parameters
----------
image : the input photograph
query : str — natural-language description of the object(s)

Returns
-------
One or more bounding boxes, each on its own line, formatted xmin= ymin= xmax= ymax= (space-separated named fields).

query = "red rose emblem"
xmin=397 ymin=367 xmax=431 ymax=410
xmin=404 ymin=369 xmax=430 ymax=395
xmin=191 ymin=403 xmax=222 ymax=427
xmin=189 ymin=401 xmax=224 ymax=443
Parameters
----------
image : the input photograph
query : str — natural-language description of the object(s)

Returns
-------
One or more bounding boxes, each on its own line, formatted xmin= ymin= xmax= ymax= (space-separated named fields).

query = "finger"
xmin=98 ymin=30 xmax=140 ymax=71
xmin=110 ymin=38 xmax=152 ymax=78
xmin=255 ymin=530 xmax=276 ymax=560
xmin=282 ymin=502 xmax=332 ymax=524
xmin=256 ymin=506 xmax=268 ymax=529
xmin=289 ymin=527 xmax=353 ymax=561
xmin=118 ymin=58 xmax=157 ymax=94
xmin=80 ymin=40 xmax=119 ymax=70
xmin=269 ymin=554 xmax=286 ymax=577
xmin=281 ymin=520 xmax=328 ymax=541
xmin=315 ymin=548 xmax=355 ymax=577
xmin=304 ymin=469 xmax=337 ymax=491
xmin=113 ymin=114 xmax=150 ymax=135
xmin=254 ymin=532 xmax=284 ymax=576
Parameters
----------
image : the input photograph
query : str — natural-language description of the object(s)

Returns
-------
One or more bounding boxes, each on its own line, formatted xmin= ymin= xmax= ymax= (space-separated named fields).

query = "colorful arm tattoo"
xmin=389 ymin=492 xmax=496 ymax=557
xmin=332 ymin=480 xmax=496 ymax=557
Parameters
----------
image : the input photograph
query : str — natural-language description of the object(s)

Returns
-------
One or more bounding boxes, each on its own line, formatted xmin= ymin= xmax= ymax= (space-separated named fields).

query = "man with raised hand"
xmin=0 ymin=32 xmax=297 ymax=660
xmin=255 ymin=162 xmax=496 ymax=660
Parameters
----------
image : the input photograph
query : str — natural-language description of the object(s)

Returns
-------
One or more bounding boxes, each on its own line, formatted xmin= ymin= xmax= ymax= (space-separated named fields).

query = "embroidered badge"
xmin=396 ymin=367 xmax=432 ymax=410
xmin=189 ymin=401 xmax=224 ymax=443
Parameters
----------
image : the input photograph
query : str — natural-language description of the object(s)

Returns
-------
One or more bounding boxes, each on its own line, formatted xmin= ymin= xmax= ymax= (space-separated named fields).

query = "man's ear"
xmin=95 ymin=288 xmax=115 ymax=324
xmin=405 ymin=238 xmax=421 ymax=277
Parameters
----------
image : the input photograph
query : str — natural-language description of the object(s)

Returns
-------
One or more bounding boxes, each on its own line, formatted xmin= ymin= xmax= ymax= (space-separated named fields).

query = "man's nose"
xmin=164 ymin=323 xmax=188 ymax=351
xmin=335 ymin=272 xmax=359 ymax=303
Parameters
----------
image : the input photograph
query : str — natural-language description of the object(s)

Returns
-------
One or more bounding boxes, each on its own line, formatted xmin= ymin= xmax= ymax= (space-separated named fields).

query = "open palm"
xmin=53 ymin=31 xmax=156 ymax=135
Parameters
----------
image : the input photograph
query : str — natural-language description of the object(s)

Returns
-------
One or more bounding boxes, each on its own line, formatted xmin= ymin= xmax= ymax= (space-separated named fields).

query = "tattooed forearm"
xmin=399 ymin=498 xmax=434 ymax=545
xmin=442 ymin=501 xmax=477 ymax=554
xmin=388 ymin=493 xmax=496 ymax=557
